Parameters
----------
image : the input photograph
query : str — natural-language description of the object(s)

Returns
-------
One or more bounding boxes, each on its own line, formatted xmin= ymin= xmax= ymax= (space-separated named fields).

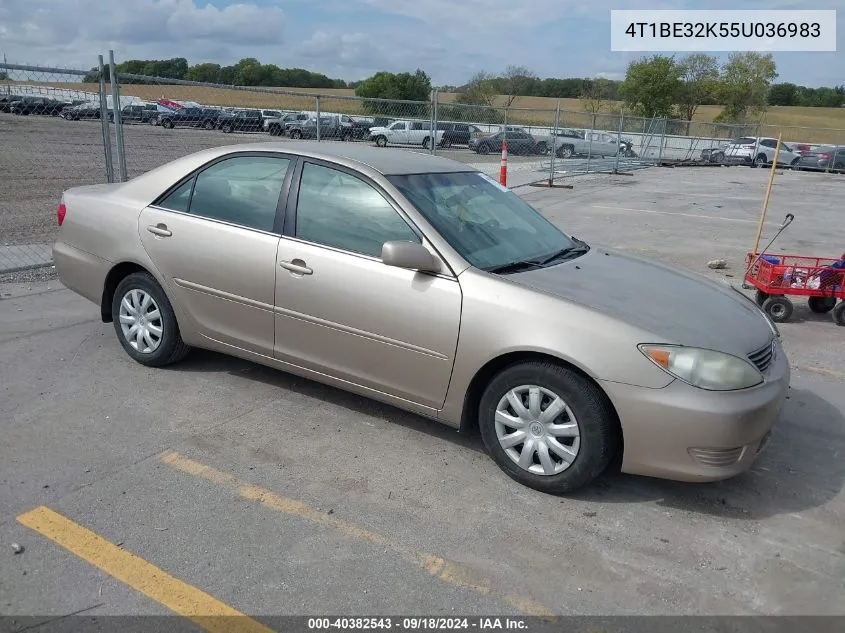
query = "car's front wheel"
xmin=478 ymin=361 xmax=618 ymax=494
xmin=374 ymin=135 xmax=387 ymax=147
xmin=112 ymin=272 xmax=190 ymax=367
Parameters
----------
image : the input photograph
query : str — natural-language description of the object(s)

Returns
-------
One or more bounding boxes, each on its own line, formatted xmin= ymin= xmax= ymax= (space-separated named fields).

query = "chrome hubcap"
xmin=119 ymin=289 xmax=163 ymax=353
xmin=495 ymin=385 xmax=581 ymax=476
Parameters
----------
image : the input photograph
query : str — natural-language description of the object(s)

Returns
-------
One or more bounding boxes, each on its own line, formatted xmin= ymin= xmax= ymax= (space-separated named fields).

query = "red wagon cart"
xmin=744 ymin=252 xmax=845 ymax=325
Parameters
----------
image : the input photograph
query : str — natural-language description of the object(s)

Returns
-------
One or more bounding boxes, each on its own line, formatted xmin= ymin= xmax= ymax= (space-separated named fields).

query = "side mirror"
xmin=381 ymin=241 xmax=441 ymax=274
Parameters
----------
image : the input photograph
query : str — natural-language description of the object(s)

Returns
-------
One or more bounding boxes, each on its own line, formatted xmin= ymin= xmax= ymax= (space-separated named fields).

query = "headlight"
xmin=639 ymin=344 xmax=763 ymax=391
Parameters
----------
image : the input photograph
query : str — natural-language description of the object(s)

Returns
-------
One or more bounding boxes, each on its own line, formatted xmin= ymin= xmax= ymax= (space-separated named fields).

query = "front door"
xmin=139 ymin=154 xmax=293 ymax=356
xmin=273 ymin=160 xmax=462 ymax=409
xmin=387 ymin=121 xmax=409 ymax=144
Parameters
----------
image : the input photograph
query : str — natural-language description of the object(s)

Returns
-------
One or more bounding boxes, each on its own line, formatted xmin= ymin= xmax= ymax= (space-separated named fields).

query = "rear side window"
xmin=158 ymin=156 xmax=290 ymax=232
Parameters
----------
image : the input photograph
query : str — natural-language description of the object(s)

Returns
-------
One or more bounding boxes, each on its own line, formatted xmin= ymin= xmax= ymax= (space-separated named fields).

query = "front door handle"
xmin=147 ymin=224 xmax=172 ymax=237
xmin=280 ymin=259 xmax=313 ymax=275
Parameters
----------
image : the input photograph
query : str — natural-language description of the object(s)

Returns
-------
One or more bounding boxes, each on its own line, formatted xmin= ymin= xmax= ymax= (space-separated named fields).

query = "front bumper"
xmin=600 ymin=340 xmax=790 ymax=482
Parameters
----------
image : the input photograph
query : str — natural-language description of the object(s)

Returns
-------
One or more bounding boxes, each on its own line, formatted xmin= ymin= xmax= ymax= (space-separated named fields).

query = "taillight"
xmin=744 ymin=144 xmax=756 ymax=150
xmin=820 ymin=153 xmax=831 ymax=160
xmin=57 ymin=201 xmax=67 ymax=226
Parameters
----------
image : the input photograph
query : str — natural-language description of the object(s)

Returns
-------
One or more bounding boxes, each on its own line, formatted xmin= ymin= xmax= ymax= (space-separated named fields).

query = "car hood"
xmin=507 ymin=247 xmax=774 ymax=354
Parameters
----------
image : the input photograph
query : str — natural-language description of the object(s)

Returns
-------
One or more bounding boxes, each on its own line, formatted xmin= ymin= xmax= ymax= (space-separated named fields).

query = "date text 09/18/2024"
xmin=307 ymin=617 xmax=529 ymax=630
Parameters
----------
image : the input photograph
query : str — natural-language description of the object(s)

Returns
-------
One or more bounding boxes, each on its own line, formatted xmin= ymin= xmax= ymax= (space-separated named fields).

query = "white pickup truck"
xmin=368 ymin=120 xmax=445 ymax=149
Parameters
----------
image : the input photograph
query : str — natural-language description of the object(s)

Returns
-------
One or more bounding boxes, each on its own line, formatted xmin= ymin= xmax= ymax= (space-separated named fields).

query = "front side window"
xmin=389 ymin=122 xmax=405 ymax=130
xmin=388 ymin=171 xmax=579 ymax=272
xmin=295 ymin=163 xmax=419 ymax=258
xmin=159 ymin=156 xmax=290 ymax=232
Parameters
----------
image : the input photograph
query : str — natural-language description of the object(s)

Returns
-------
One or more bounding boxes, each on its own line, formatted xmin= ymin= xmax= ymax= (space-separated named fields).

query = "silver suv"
xmin=724 ymin=137 xmax=801 ymax=168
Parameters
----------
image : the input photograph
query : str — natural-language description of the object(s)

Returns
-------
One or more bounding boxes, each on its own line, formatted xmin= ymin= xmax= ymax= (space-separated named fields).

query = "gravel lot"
xmin=1 ymin=114 xmax=844 ymax=624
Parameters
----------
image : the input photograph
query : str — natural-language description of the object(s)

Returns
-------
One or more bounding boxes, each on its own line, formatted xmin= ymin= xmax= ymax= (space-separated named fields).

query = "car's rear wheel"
xmin=476 ymin=143 xmax=490 ymax=155
xmin=112 ymin=272 xmax=189 ymax=367
xmin=290 ymin=129 xmax=302 ymax=140
xmin=761 ymin=295 xmax=793 ymax=323
xmin=809 ymin=296 xmax=837 ymax=314
xmin=375 ymin=135 xmax=387 ymax=147
xmin=754 ymin=154 xmax=767 ymax=168
xmin=422 ymin=136 xmax=430 ymax=149
xmin=221 ymin=123 xmax=233 ymax=133
xmin=535 ymin=141 xmax=549 ymax=155
xmin=478 ymin=361 xmax=618 ymax=494
xmin=203 ymin=119 xmax=214 ymax=130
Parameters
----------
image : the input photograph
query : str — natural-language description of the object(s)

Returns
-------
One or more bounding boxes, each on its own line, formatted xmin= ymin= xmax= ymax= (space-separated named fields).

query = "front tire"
xmin=375 ymin=135 xmax=387 ymax=147
xmin=111 ymin=272 xmax=190 ymax=367
xmin=761 ymin=295 xmax=793 ymax=323
xmin=476 ymin=143 xmax=490 ymax=155
xmin=290 ymin=129 xmax=302 ymax=139
xmin=478 ymin=361 xmax=618 ymax=494
xmin=422 ymin=136 xmax=430 ymax=149
xmin=535 ymin=142 xmax=549 ymax=155
xmin=557 ymin=144 xmax=574 ymax=159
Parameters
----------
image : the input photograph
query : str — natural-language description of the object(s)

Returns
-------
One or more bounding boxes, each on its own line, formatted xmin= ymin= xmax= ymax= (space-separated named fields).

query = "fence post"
xmin=548 ymin=100 xmax=560 ymax=186
xmin=657 ymin=117 xmax=666 ymax=164
xmin=431 ymin=90 xmax=438 ymax=155
xmin=613 ymin=111 xmax=623 ymax=173
xmin=428 ymin=90 xmax=434 ymax=155
xmin=315 ymin=96 xmax=321 ymax=141
xmin=586 ymin=113 xmax=595 ymax=172
xmin=108 ymin=50 xmax=127 ymax=182
xmin=97 ymin=55 xmax=114 ymax=184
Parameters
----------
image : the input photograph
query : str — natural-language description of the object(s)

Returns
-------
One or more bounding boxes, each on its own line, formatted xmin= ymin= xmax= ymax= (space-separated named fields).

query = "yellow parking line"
xmin=160 ymin=451 xmax=556 ymax=619
xmin=591 ymin=204 xmax=764 ymax=224
xmin=16 ymin=506 xmax=275 ymax=633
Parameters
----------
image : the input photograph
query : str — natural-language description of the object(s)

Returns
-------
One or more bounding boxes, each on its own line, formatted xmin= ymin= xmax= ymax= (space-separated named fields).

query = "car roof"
xmin=244 ymin=142 xmax=476 ymax=175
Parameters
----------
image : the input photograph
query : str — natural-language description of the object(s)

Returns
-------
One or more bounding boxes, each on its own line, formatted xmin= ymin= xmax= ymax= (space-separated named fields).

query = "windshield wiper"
xmin=484 ymin=241 xmax=591 ymax=275
xmin=536 ymin=244 xmax=590 ymax=266
xmin=483 ymin=260 xmax=543 ymax=274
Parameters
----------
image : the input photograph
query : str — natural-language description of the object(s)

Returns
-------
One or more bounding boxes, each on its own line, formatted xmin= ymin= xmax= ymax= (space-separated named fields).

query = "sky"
xmin=0 ymin=0 xmax=842 ymax=87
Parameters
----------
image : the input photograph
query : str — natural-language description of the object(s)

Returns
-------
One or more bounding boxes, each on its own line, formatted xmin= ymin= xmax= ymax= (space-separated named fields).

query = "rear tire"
xmin=478 ymin=361 xmax=618 ymax=495
xmin=476 ymin=143 xmax=490 ymax=155
xmin=422 ymin=137 xmax=430 ymax=149
xmin=761 ymin=295 xmax=793 ymax=323
xmin=290 ymin=129 xmax=302 ymax=140
xmin=375 ymin=135 xmax=387 ymax=147
xmin=754 ymin=154 xmax=767 ymax=168
xmin=221 ymin=123 xmax=233 ymax=133
xmin=203 ymin=119 xmax=214 ymax=130
xmin=808 ymin=296 xmax=837 ymax=314
xmin=111 ymin=272 xmax=190 ymax=367
xmin=535 ymin=142 xmax=549 ymax=155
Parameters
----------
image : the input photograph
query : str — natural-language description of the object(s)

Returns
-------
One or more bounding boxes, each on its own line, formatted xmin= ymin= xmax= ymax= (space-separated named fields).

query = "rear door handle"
xmin=147 ymin=224 xmax=172 ymax=237
xmin=280 ymin=260 xmax=313 ymax=275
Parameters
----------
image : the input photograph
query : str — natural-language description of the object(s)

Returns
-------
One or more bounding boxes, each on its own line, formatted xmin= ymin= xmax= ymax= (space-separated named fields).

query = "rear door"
xmin=139 ymin=153 xmax=295 ymax=355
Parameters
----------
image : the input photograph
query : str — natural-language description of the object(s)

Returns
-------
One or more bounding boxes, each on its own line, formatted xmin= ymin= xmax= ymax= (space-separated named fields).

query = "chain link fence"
xmin=1 ymin=62 xmax=112 ymax=276
xmin=4 ymin=52 xmax=845 ymax=278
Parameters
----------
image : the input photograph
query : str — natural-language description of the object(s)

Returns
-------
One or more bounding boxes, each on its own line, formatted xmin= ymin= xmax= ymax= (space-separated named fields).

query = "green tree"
xmin=355 ymin=69 xmax=431 ymax=116
xmin=185 ymin=63 xmax=222 ymax=83
xmin=455 ymin=71 xmax=497 ymax=107
xmin=715 ymin=52 xmax=777 ymax=123
xmin=619 ymin=55 xmax=683 ymax=118
xmin=815 ymin=86 xmax=845 ymax=108
xmin=499 ymin=65 xmax=536 ymax=108
xmin=675 ymin=53 xmax=719 ymax=121
xmin=768 ymin=82 xmax=798 ymax=106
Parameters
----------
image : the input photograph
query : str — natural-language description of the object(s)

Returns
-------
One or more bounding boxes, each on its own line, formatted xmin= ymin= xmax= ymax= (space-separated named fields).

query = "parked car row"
xmin=700 ymin=137 xmax=845 ymax=172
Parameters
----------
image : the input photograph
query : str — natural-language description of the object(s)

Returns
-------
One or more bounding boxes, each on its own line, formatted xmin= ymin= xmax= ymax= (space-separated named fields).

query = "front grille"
xmin=748 ymin=340 xmax=775 ymax=374
xmin=688 ymin=447 xmax=745 ymax=467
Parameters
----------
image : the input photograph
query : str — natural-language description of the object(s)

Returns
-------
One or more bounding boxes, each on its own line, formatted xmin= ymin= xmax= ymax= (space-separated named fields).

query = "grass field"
xmin=12 ymin=81 xmax=845 ymax=142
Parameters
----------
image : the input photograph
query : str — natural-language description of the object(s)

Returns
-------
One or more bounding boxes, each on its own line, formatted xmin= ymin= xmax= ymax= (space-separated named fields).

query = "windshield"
xmin=387 ymin=171 xmax=581 ymax=271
